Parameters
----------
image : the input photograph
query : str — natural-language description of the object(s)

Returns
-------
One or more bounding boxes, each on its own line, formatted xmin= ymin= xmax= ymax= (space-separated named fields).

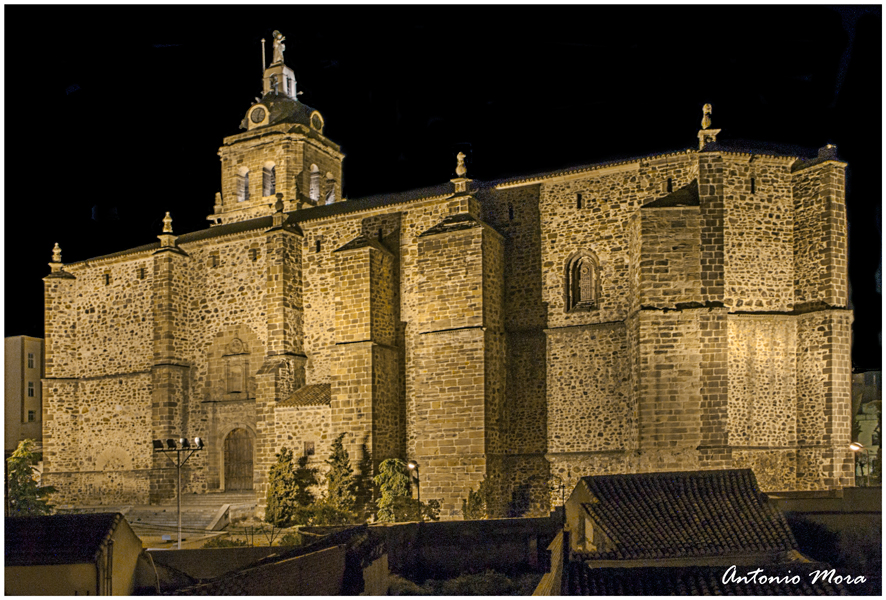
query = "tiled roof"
xmin=643 ymin=180 xmax=700 ymax=208
xmin=5 ymin=513 xmax=123 ymax=566
xmin=333 ymin=233 xmax=390 ymax=254
xmin=278 ymin=384 xmax=331 ymax=408
xmin=418 ymin=213 xmax=485 ymax=237
xmin=575 ymin=469 xmax=797 ymax=560
xmin=563 ymin=562 xmax=853 ymax=596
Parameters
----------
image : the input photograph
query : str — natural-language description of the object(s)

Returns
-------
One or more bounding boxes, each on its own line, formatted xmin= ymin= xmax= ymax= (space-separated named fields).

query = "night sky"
xmin=4 ymin=5 xmax=881 ymax=369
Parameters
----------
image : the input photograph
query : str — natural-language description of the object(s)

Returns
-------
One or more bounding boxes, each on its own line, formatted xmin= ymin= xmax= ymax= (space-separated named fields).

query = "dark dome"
xmin=257 ymin=91 xmax=318 ymax=128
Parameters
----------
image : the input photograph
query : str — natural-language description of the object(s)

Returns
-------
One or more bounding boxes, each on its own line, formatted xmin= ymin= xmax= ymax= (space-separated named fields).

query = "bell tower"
xmin=211 ymin=30 xmax=345 ymax=225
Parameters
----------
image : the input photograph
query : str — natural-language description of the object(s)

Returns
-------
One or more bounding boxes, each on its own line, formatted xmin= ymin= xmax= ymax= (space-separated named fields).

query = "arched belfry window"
xmin=237 ymin=167 xmax=250 ymax=202
xmin=262 ymin=162 xmax=276 ymax=196
xmin=309 ymin=164 xmax=320 ymax=202
xmin=566 ymin=251 xmax=600 ymax=312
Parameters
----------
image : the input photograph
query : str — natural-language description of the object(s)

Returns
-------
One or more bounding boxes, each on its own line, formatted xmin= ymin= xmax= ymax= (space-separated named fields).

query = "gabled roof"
xmin=5 ymin=513 xmax=126 ymax=566
xmin=563 ymin=562 xmax=854 ymax=596
xmin=574 ymin=469 xmax=797 ymax=560
xmin=278 ymin=383 xmax=331 ymax=408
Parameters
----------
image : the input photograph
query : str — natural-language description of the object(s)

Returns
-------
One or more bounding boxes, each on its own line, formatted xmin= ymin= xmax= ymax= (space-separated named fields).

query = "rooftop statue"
xmin=272 ymin=30 xmax=285 ymax=64
xmin=702 ymin=103 xmax=712 ymax=130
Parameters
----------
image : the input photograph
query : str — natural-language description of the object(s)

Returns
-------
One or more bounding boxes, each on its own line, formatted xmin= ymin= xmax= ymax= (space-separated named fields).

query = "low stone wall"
xmin=148 ymin=546 xmax=291 ymax=580
xmin=768 ymin=487 xmax=881 ymax=533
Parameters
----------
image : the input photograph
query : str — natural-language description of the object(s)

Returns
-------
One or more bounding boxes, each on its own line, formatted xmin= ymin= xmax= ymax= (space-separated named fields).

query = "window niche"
xmin=566 ymin=251 xmax=600 ymax=312
xmin=223 ymin=338 xmax=251 ymax=400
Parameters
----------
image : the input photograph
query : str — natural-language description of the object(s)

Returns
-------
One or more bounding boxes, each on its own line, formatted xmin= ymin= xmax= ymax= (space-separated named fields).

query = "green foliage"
xmin=6 ymin=439 xmax=56 ymax=516
xmin=461 ymin=476 xmax=491 ymax=520
xmin=388 ymin=571 xmax=541 ymax=596
xmin=265 ymin=448 xmax=318 ymax=527
xmin=277 ymin=531 xmax=303 ymax=547
xmin=323 ymin=433 xmax=357 ymax=517
xmin=201 ymin=535 xmax=248 ymax=548
xmin=373 ymin=459 xmax=440 ymax=523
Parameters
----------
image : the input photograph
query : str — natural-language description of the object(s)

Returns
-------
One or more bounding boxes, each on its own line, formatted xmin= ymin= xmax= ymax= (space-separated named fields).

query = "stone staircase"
xmin=132 ymin=491 xmax=258 ymax=534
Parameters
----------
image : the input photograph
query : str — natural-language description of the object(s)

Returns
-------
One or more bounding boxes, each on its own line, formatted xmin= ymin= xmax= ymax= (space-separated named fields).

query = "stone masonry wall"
xmin=722 ymin=156 xmax=795 ymax=311
xmin=727 ymin=315 xmax=798 ymax=447
xmin=274 ymin=404 xmax=332 ymax=471
xmin=540 ymin=155 xmax=696 ymax=328
xmin=637 ymin=207 xmax=702 ymax=308
xmin=792 ymin=162 xmax=849 ymax=308
xmin=66 ymin=256 xmax=156 ymax=377
xmin=546 ymin=323 xmax=631 ymax=454
xmin=411 ymin=328 xmax=487 ymax=518
xmin=636 ymin=310 xmax=703 ymax=450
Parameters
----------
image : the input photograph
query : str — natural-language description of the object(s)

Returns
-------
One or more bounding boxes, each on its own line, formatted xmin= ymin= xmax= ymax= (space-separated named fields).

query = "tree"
xmin=461 ymin=476 xmax=491 ymax=520
xmin=373 ymin=458 xmax=440 ymax=523
xmin=6 ymin=439 xmax=56 ymax=516
xmin=265 ymin=447 xmax=317 ymax=527
xmin=323 ymin=433 xmax=357 ymax=517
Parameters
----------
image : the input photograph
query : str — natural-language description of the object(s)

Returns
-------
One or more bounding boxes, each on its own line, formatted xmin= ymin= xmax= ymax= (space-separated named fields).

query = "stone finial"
xmin=698 ymin=104 xmax=720 ymax=150
xmin=818 ymin=144 xmax=838 ymax=160
xmin=272 ymin=30 xmax=286 ymax=64
xmin=274 ymin=193 xmax=285 ymax=213
xmin=162 ymin=212 xmax=173 ymax=233
xmin=52 ymin=243 xmax=62 ymax=263
xmin=701 ymin=104 xmax=712 ymax=130
xmin=456 ymin=152 xmax=467 ymax=177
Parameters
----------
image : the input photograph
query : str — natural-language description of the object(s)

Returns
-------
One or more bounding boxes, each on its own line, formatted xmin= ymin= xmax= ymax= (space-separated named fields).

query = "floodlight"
xmin=849 ymin=442 xmax=865 ymax=452
xmin=166 ymin=439 xmax=177 ymax=450
xmin=152 ymin=440 xmax=164 ymax=451
xmin=194 ymin=437 xmax=204 ymax=449
xmin=180 ymin=438 xmax=190 ymax=449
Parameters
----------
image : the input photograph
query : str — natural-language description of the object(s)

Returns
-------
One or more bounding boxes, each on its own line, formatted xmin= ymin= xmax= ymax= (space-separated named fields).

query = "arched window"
xmin=263 ymin=162 xmax=276 ymax=196
xmin=566 ymin=251 xmax=600 ymax=312
xmin=309 ymin=164 xmax=320 ymax=202
xmin=325 ymin=173 xmax=336 ymax=204
xmin=237 ymin=167 xmax=250 ymax=202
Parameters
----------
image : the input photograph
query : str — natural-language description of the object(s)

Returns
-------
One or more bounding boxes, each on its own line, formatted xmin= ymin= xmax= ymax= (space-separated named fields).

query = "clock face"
xmin=310 ymin=111 xmax=323 ymax=131
xmin=250 ymin=107 xmax=266 ymax=124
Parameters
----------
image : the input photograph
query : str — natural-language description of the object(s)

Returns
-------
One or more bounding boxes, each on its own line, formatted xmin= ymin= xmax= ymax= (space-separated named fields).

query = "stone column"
xmin=330 ymin=234 xmax=399 ymax=511
xmin=410 ymin=210 xmax=505 ymax=519
xmin=41 ymin=255 xmax=78 ymax=502
xmin=149 ymin=232 xmax=191 ymax=503
xmin=254 ymin=204 xmax=307 ymax=509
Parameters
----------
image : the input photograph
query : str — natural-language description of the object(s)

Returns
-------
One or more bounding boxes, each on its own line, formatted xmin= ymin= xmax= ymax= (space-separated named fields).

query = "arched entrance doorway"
xmin=224 ymin=428 xmax=254 ymax=490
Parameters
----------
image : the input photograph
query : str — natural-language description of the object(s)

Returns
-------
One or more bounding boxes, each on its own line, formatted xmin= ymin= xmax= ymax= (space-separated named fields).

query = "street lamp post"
xmin=849 ymin=441 xmax=870 ymax=487
xmin=152 ymin=437 xmax=205 ymax=549
xmin=407 ymin=461 xmax=420 ymax=521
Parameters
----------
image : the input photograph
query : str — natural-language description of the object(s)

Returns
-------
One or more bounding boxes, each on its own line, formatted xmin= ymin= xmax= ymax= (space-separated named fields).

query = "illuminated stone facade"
xmin=41 ymin=45 xmax=853 ymax=518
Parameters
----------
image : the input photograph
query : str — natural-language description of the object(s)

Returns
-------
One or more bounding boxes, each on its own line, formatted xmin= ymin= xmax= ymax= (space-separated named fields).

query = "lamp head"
xmin=194 ymin=437 xmax=204 ymax=450
xmin=407 ymin=461 xmax=417 ymax=470
xmin=152 ymin=440 xmax=164 ymax=451
xmin=849 ymin=442 xmax=865 ymax=452
xmin=166 ymin=438 xmax=177 ymax=450
xmin=180 ymin=437 xmax=190 ymax=449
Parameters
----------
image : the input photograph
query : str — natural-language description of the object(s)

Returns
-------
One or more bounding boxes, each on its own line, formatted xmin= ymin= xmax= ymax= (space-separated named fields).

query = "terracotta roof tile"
xmin=575 ymin=469 xmax=797 ymax=560
xmin=278 ymin=384 xmax=331 ymax=408
xmin=563 ymin=562 xmax=854 ymax=596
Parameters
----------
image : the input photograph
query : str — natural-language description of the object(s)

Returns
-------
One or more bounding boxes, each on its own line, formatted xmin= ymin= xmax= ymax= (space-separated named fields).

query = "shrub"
xmin=277 ymin=531 xmax=303 ymax=547
xmin=6 ymin=439 xmax=56 ymax=516
xmin=462 ymin=476 xmax=491 ymax=520
xmin=265 ymin=448 xmax=318 ymax=527
xmin=201 ymin=536 xmax=248 ymax=548
xmin=373 ymin=459 xmax=440 ymax=523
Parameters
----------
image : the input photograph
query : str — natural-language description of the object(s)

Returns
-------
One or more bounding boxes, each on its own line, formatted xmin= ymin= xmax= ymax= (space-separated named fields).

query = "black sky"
xmin=4 ymin=5 xmax=881 ymax=369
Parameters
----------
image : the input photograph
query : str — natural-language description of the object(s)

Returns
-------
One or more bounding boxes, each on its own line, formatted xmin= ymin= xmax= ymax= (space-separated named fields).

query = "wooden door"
xmin=224 ymin=428 xmax=253 ymax=490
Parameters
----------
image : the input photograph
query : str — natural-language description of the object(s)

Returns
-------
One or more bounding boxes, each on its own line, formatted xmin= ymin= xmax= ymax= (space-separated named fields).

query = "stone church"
xmin=42 ymin=33 xmax=853 ymax=519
